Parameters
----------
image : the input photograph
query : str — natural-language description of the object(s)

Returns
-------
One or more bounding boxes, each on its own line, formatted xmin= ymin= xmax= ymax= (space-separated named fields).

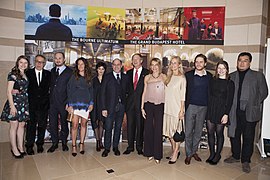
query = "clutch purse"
xmin=173 ymin=119 xmax=185 ymax=142
xmin=67 ymin=113 xmax=73 ymax=122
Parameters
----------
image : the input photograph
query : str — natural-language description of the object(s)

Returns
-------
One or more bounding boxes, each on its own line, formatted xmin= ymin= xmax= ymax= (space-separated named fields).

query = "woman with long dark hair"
xmin=91 ymin=61 xmax=107 ymax=151
xmin=67 ymin=57 xmax=94 ymax=156
xmin=206 ymin=60 xmax=235 ymax=165
xmin=1 ymin=55 xmax=30 ymax=158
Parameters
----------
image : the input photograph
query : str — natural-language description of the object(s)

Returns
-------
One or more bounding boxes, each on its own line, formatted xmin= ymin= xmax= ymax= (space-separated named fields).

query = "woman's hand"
xmin=141 ymin=109 xmax=146 ymax=119
xmin=178 ymin=110 xmax=185 ymax=120
xmin=102 ymin=110 xmax=108 ymax=117
xmin=67 ymin=106 xmax=74 ymax=114
xmin=221 ymin=114 xmax=228 ymax=124
xmin=10 ymin=105 xmax=17 ymax=117
xmin=88 ymin=105 xmax=93 ymax=112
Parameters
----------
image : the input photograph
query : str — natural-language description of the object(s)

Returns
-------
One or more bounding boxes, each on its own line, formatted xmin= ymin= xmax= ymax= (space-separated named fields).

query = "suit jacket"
xmin=211 ymin=27 xmax=222 ymax=39
xmin=35 ymin=19 xmax=73 ymax=41
xmin=100 ymin=72 xmax=128 ymax=115
xmin=26 ymin=68 xmax=51 ymax=111
xmin=228 ymin=69 xmax=268 ymax=137
xmin=50 ymin=66 xmax=73 ymax=107
xmin=126 ymin=68 xmax=149 ymax=112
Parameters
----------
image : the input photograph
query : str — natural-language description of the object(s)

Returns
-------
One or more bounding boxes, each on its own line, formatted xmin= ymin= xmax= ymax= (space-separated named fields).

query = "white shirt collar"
xmin=113 ymin=71 xmax=121 ymax=79
xmin=35 ymin=68 xmax=42 ymax=73
xmin=194 ymin=69 xmax=207 ymax=76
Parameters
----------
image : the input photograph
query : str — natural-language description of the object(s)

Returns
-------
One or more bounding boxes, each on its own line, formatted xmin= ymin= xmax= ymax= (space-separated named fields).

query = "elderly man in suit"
xmin=123 ymin=53 xmax=149 ymax=155
xmin=101 ymin=58 xmax=128 ymax=157
xmin=25 ymin=55 xmax=51 ymax=155
xmin=47 ymin=52 xmax=73 ymax=153
xmin=224 ymin=52 xmax=268 ymax=173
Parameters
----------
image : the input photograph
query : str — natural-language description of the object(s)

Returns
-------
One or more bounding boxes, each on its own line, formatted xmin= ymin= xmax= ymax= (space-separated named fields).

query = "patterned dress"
xmin=1 ymin=73 xmax=29 ymax=122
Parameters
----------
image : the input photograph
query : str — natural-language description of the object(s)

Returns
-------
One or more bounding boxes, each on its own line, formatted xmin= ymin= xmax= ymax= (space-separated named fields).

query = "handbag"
xmin=173 ymin=119 xmax=185 ymax=142
xmin=67 ymin=112 xmax=73 ymax=122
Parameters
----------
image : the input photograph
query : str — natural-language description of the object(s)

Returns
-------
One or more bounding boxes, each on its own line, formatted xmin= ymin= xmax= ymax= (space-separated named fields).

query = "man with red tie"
xmin=123 ymin=53 xmax=149 ymax=155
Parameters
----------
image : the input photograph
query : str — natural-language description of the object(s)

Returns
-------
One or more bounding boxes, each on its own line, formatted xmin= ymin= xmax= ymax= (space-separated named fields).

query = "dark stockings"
xmin=207 ymin=120 xmax=225 ymax=162
xmin=94 ymin=121 xmax=104 ymax=149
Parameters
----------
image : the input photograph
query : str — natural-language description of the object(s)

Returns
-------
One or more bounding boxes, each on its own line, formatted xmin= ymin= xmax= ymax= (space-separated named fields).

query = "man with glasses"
xmin=225 ymin=52 xmax=268 ymax=173
xmin=25 ymin=55 xmax=51 ymax=155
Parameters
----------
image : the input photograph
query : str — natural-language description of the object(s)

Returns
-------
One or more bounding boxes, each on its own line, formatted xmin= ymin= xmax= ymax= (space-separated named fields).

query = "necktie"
xmin=133 ymin=69 xmax=138 ymax=90
xmin=38 ymin=72 xmax=41 ymax=86
xmin=56 ymin=68 xmax=59 ymax=77
xmin=116 ymin=73 xmax=121 ymax=84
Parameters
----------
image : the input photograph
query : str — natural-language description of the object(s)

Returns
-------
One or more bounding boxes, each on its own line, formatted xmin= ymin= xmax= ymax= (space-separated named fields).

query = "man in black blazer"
xmin=123 ymin=53 xmax=149 ymax=155
xmin=101 ymin=59 xmax=128 ymax=157
xmin=47 ymin=52 xmax=73 ymax=153
xmin=25 ymin=55 xmax=51 ymax=155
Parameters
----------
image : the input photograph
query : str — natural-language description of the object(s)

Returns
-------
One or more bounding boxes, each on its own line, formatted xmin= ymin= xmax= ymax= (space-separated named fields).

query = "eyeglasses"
xmin=35 ymin=61 xmax=45 ymax=64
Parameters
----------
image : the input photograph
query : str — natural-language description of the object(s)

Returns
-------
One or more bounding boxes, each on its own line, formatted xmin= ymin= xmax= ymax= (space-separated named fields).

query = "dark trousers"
xmin=143 ymin=102 xmax=164 ymax=160
xmin=230 ymin=111 xmax=257 ymax=163
xmin=126 ymin=105 xmax=144 ymax=151
xmin=104 ymin=103 xmax=125 ymax=150
xmin=49 ymin=105 xmax=69 ymax=144
xmin=26 ymin=109 xmax=48 ymax=147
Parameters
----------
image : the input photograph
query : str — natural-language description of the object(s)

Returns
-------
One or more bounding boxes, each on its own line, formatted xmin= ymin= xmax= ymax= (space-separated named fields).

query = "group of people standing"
xmin=1 ymin=51 xmax=268 ymax=174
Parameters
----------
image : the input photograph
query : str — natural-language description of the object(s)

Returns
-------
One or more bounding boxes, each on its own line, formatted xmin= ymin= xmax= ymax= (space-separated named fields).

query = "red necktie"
xmin=133 ymin=69 xmax=138 ymax=90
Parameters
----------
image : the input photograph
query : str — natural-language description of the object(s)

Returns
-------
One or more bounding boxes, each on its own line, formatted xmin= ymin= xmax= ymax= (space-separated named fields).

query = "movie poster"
xmin=24 ymin=2 xmax=225 ymax=145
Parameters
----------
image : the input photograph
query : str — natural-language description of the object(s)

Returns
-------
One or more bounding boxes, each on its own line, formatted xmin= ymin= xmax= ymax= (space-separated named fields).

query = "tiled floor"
xmin=1 ymin=142 xmax=270 ymax=180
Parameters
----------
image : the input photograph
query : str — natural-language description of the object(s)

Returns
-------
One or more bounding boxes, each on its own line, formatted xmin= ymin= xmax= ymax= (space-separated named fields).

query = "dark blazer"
xmin=126 ymin=68 xmax=149 ymax=112
xmin=100 ymin=72 xmax=128 ymax=115
xmin=35 ymin=19 xmax=73 ymax=41
xmin=26 ymin=68 xmax=51 ymax=111
xmin=185 ymin=69 xmax=212 ymax=110
xmin=211 ymin=27 xmax=222 ymax=39
xmin=50 ymin=66 xmax=73 ymax=106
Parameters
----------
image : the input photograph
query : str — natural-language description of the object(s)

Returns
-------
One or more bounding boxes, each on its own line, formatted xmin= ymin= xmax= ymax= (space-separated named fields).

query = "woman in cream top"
xmin=163 ymin=56 xmax=186 ymax=164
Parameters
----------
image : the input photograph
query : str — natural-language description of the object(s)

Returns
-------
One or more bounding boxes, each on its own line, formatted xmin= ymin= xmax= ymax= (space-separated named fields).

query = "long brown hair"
xmin=214 ymin=60 xmax=230 ymax=79
xmin=149 ymin=58 xmax=162 ymax=74
xmin=165 ymin=56 xmax=184 ymax=85
xmin=74 ymin=57 xmax=92 ymax=84
xmin=11 ymin=55 xmax=30 ymax=79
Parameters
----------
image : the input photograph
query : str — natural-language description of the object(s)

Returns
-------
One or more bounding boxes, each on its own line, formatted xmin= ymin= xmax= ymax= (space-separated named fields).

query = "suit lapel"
xmin=32 ymin=68 xmax=39 ymax=87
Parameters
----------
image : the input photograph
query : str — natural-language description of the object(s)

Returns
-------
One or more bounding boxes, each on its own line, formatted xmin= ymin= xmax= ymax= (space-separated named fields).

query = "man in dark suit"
xmin=25 ymin=55 xmax=51 ymax=155
xmin=123 ymin=53 xmax=149 ymax=155
xmin=101 ymin=58 xmax=128 ymax=157
xmin=35 ymin=4 xmax=73 ymax=41
xmin=210 ymin=21 xmax=222 ymax=40
xmin=47 ymin=52 xmax=73 ymax=153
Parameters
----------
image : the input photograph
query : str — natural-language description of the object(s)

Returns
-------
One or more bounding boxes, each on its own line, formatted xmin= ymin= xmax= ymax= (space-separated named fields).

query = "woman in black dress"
xmin=91 ymin=61 xmax=107 ymax=151
xmin=206 ymin=60 xmax=235 ymax=165
xmin=1 ymin=55 xmax=30 ymax=158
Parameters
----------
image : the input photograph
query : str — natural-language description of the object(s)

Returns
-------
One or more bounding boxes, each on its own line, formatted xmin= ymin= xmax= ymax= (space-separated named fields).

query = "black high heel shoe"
xmin=209 ymin=155 xmax=221 ymax=165
xmin=96 ymin=140 xmax=101 ymax=152
xmin=72 ymin=144 xmax=77 ymax=157
xmin=206 ymin=154 xmax=215 ymax=163
xmin=168 ymin=152 xmax=180 ymax=164
xmin=18 ymin=149 xmax=27 ymax=156
xmin=11 ymin=150 xmax=23 ymax=159
xmin=79 ymin=142 xmax=85 ymax=154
